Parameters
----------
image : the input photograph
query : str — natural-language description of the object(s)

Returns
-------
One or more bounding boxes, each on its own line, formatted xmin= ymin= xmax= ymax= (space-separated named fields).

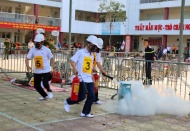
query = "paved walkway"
xmin=0 ymin=74 xmax=190 ymax=131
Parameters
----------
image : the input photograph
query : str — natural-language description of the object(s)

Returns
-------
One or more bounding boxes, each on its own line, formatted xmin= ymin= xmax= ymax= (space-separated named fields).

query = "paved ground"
xmin=0 ymin=73 xmax=190 ymax=131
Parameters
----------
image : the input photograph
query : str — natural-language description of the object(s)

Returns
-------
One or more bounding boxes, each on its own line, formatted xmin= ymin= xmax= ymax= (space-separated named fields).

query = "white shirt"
xmin=163 ymin=49 xmax=167 ymax=54
xmin=28 ymin=42 xmax=34 ymax=49
xmin=96 ymin=53 xmax=101 ymax=63
xmin=27 ymin=46 xmax=53 ymax=74
xmin=167 ymin=46 xmax=171 ymax=51
xmin=70 ymin=48 xmax=94 ymax=83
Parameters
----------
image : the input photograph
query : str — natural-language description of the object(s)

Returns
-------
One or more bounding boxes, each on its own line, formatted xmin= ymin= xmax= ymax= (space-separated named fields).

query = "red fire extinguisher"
xmin=93 ymin=73 xmax=99 ymax=93
xmin=71 ymin=75 xmax=80 ymax=101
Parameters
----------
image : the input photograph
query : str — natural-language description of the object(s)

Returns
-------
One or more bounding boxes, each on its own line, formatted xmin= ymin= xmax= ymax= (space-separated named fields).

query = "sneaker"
xmin=39 ymin=96 xmax=48 ymax=100
xmin=80 ymin=113 xmax=94 ymax=118
xmin=48 ymin=92 xmax=53 ymax=99
xmin=64 ymin=100 xmax=70 ymax=112
xmin=80 ymin=112 xmax=86 ymax=117
xmin=143 ymin=80 xmax=147 ymax=85
xmin=149 ymin=80 xmax=152 ymax=85
xmin=95 ymin=100 xmax=103 ymax=105
xmin=10 ymin=78 xmax=16 ymax=83
xmin=86 ymin=114 xmax=94 ymax=118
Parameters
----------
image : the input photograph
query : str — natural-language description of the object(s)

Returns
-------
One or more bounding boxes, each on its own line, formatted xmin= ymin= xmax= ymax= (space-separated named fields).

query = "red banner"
xmin=0 ymin=21 xmax=60 ymax=31
xmin=135 ymin=22 xmax=190 ymax=31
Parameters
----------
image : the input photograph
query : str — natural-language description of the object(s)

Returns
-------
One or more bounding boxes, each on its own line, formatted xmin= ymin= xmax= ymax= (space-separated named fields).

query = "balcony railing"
xmin=0 ymin=12 xmax=35 ymax=24
xmin=38 ymin=16 xmax=61 ymax=26
xmin=140 ymin=0 xmax=177 ymax=4
xmin=0 ymin=12 xmax=61 ymax=26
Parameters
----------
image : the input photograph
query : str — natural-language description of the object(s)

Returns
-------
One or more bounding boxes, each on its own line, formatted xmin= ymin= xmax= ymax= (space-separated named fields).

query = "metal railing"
xmin=0 ymin=12 xmax=35 ymax=24
xmin=1 ymin=48 xmax=190 ymax=100
xmin=0 ymin=12 xmax=61 ymax=26
xmin=119 ymin=58 xmax=190 ymax=100
xmin=140 ymin=0 xmax=177 ymax=4
xmin=38 ymin=16 xmax=61 ymax=26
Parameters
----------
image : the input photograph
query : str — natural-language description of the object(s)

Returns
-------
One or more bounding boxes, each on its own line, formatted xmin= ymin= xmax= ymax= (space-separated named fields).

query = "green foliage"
xmin=98 ymin=0 xmax=127 ymax=50
xmin=22 ymin=43 xmax=27 ymax=49
xmin=98 ymin=0 xmax=127 ymax=21
xmin=12 ymin=43 xmax=16 ymax=48
xmin=22 ymin=43 xmax=27 ymax=46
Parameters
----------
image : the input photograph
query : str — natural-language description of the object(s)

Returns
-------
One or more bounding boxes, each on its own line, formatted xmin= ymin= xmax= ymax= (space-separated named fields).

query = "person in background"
xmin=155 ymin=45 xmax=162 ymax=60
xmin=167 ymin=45 xmax=171 ymax=54
xmin=9 ymin=41 xmax=13 ymax=54
xmin=16 ymin=42 xmax=21 ymax=56
xmin=28 ymin=39 xmax=34 ymax=52
xmin=25 ymin=33 xmax=55 ymax=100
xmin=3 ymin=38 xmax=10 ymax=60
xmin=63 ymin=41 xmax=68 ymax=49
xmin=162 ymin=47 xmax=167 ymax=61
xmin=49 ymin=39 xmax=56 ymax=52
xmin=172 ymin=44 xmax=176 ymax=54
xmin=143 ymin=39 xmax=156 ymax=85
xmin=184 ymin=47 xmax=189 ymax=62
xmin=41 ymin=33 xmax=50 ymax=48
xmin=175 ymin=45 xmax=179 ymax=54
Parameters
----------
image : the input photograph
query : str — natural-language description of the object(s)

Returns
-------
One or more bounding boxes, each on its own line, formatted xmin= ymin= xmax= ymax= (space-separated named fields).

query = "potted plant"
xmin=22 ymin=43 xmax=27 ymax=54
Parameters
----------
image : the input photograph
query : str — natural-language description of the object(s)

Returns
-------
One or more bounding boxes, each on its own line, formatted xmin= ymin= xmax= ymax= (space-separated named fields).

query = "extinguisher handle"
xmin=102 ymin=73 xmax=113 ymax=80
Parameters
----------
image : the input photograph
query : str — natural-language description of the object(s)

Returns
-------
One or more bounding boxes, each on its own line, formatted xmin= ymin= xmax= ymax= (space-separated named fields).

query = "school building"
xmin=0 ymin=0 xmax=190 ymax=52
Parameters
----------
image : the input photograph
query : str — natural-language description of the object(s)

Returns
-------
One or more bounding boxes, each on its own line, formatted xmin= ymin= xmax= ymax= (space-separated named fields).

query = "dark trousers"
xmin=34 ymin=72 xmax=52 ymax=98
xmin=15 ymin=79 xmax=29 ymax=86
xmin=4 ymin=48 xmax=9 ymax=59
xmin=145 ymin=62 xmax=151 ymax=80
xmin=94 ymin=91 xmax=99 ymax=102
xmin=67 ymin=82 xmax=95 ymax=115
xmin=172 ymin=50 xmax=175 ymax=54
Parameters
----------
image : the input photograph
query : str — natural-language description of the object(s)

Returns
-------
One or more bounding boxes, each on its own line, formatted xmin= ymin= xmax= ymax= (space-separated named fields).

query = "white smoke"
xmin=108 ymin=80 xmax=190 ymax=117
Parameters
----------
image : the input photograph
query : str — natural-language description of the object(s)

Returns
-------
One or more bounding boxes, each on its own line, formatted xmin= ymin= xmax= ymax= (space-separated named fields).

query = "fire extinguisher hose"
xmin=102 ymin=73 xmax=114 ymax=80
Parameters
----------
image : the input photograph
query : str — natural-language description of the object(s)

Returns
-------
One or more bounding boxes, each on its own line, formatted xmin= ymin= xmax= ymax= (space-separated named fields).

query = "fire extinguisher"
xmin=93 ymin=73 xmax=99 ymax=93
xmin=70 ymin=75 xmax=80 ymax=101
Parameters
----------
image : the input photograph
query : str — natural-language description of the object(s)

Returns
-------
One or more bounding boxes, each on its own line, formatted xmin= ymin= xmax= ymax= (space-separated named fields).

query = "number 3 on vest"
xmin=34 ymin=56 xmax=44 ymax=69
xmin=83 ymin=56 xmax=92 ymax=74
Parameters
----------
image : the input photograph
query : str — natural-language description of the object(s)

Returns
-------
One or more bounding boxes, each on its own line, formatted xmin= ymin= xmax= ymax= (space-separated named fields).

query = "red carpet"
xmin=12 ymin=83 xmax=70 ymax=92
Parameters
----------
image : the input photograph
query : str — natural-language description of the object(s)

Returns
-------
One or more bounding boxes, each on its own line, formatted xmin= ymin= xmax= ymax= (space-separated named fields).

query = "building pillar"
xmin=33 ymin=4 xmax=38 ymax=39
xmin=125 ymin=35 xmax=132 ymax=52
xmin=163 ymin=7 xmax=169 ymax=48
xmin=59 ymin=32 xmax=64 ymax=45
xmin=164 ymin=7 xmax=169 ymax=19
xmin=163 ymin=35 xmax=167 ymax=48
xmin=95 ymin=13 xmax=99 ymax=22
xmin=12 ymin=7 xmax=15 ymax=13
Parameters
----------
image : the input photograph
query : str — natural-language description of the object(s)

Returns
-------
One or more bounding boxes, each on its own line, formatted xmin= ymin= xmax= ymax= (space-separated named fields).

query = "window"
xmin=6 ymin=32 xmax=11 ymax=38
xmin=147 ymin=13 xmax=164 ymax=20
xmin=148 ymin=37 xmax=162 ymax=46
xmin=0 ymin=32 xmax=11 ymax=39
xmin=2 ymin=32 xmax=6 ymax=38
xmin=0 ymin=6 xmax=12 ymax=13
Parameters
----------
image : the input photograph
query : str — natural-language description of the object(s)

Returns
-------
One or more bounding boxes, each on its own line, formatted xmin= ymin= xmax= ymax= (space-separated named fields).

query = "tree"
xmin=98 ymin=0 xmax=126 ymax=51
